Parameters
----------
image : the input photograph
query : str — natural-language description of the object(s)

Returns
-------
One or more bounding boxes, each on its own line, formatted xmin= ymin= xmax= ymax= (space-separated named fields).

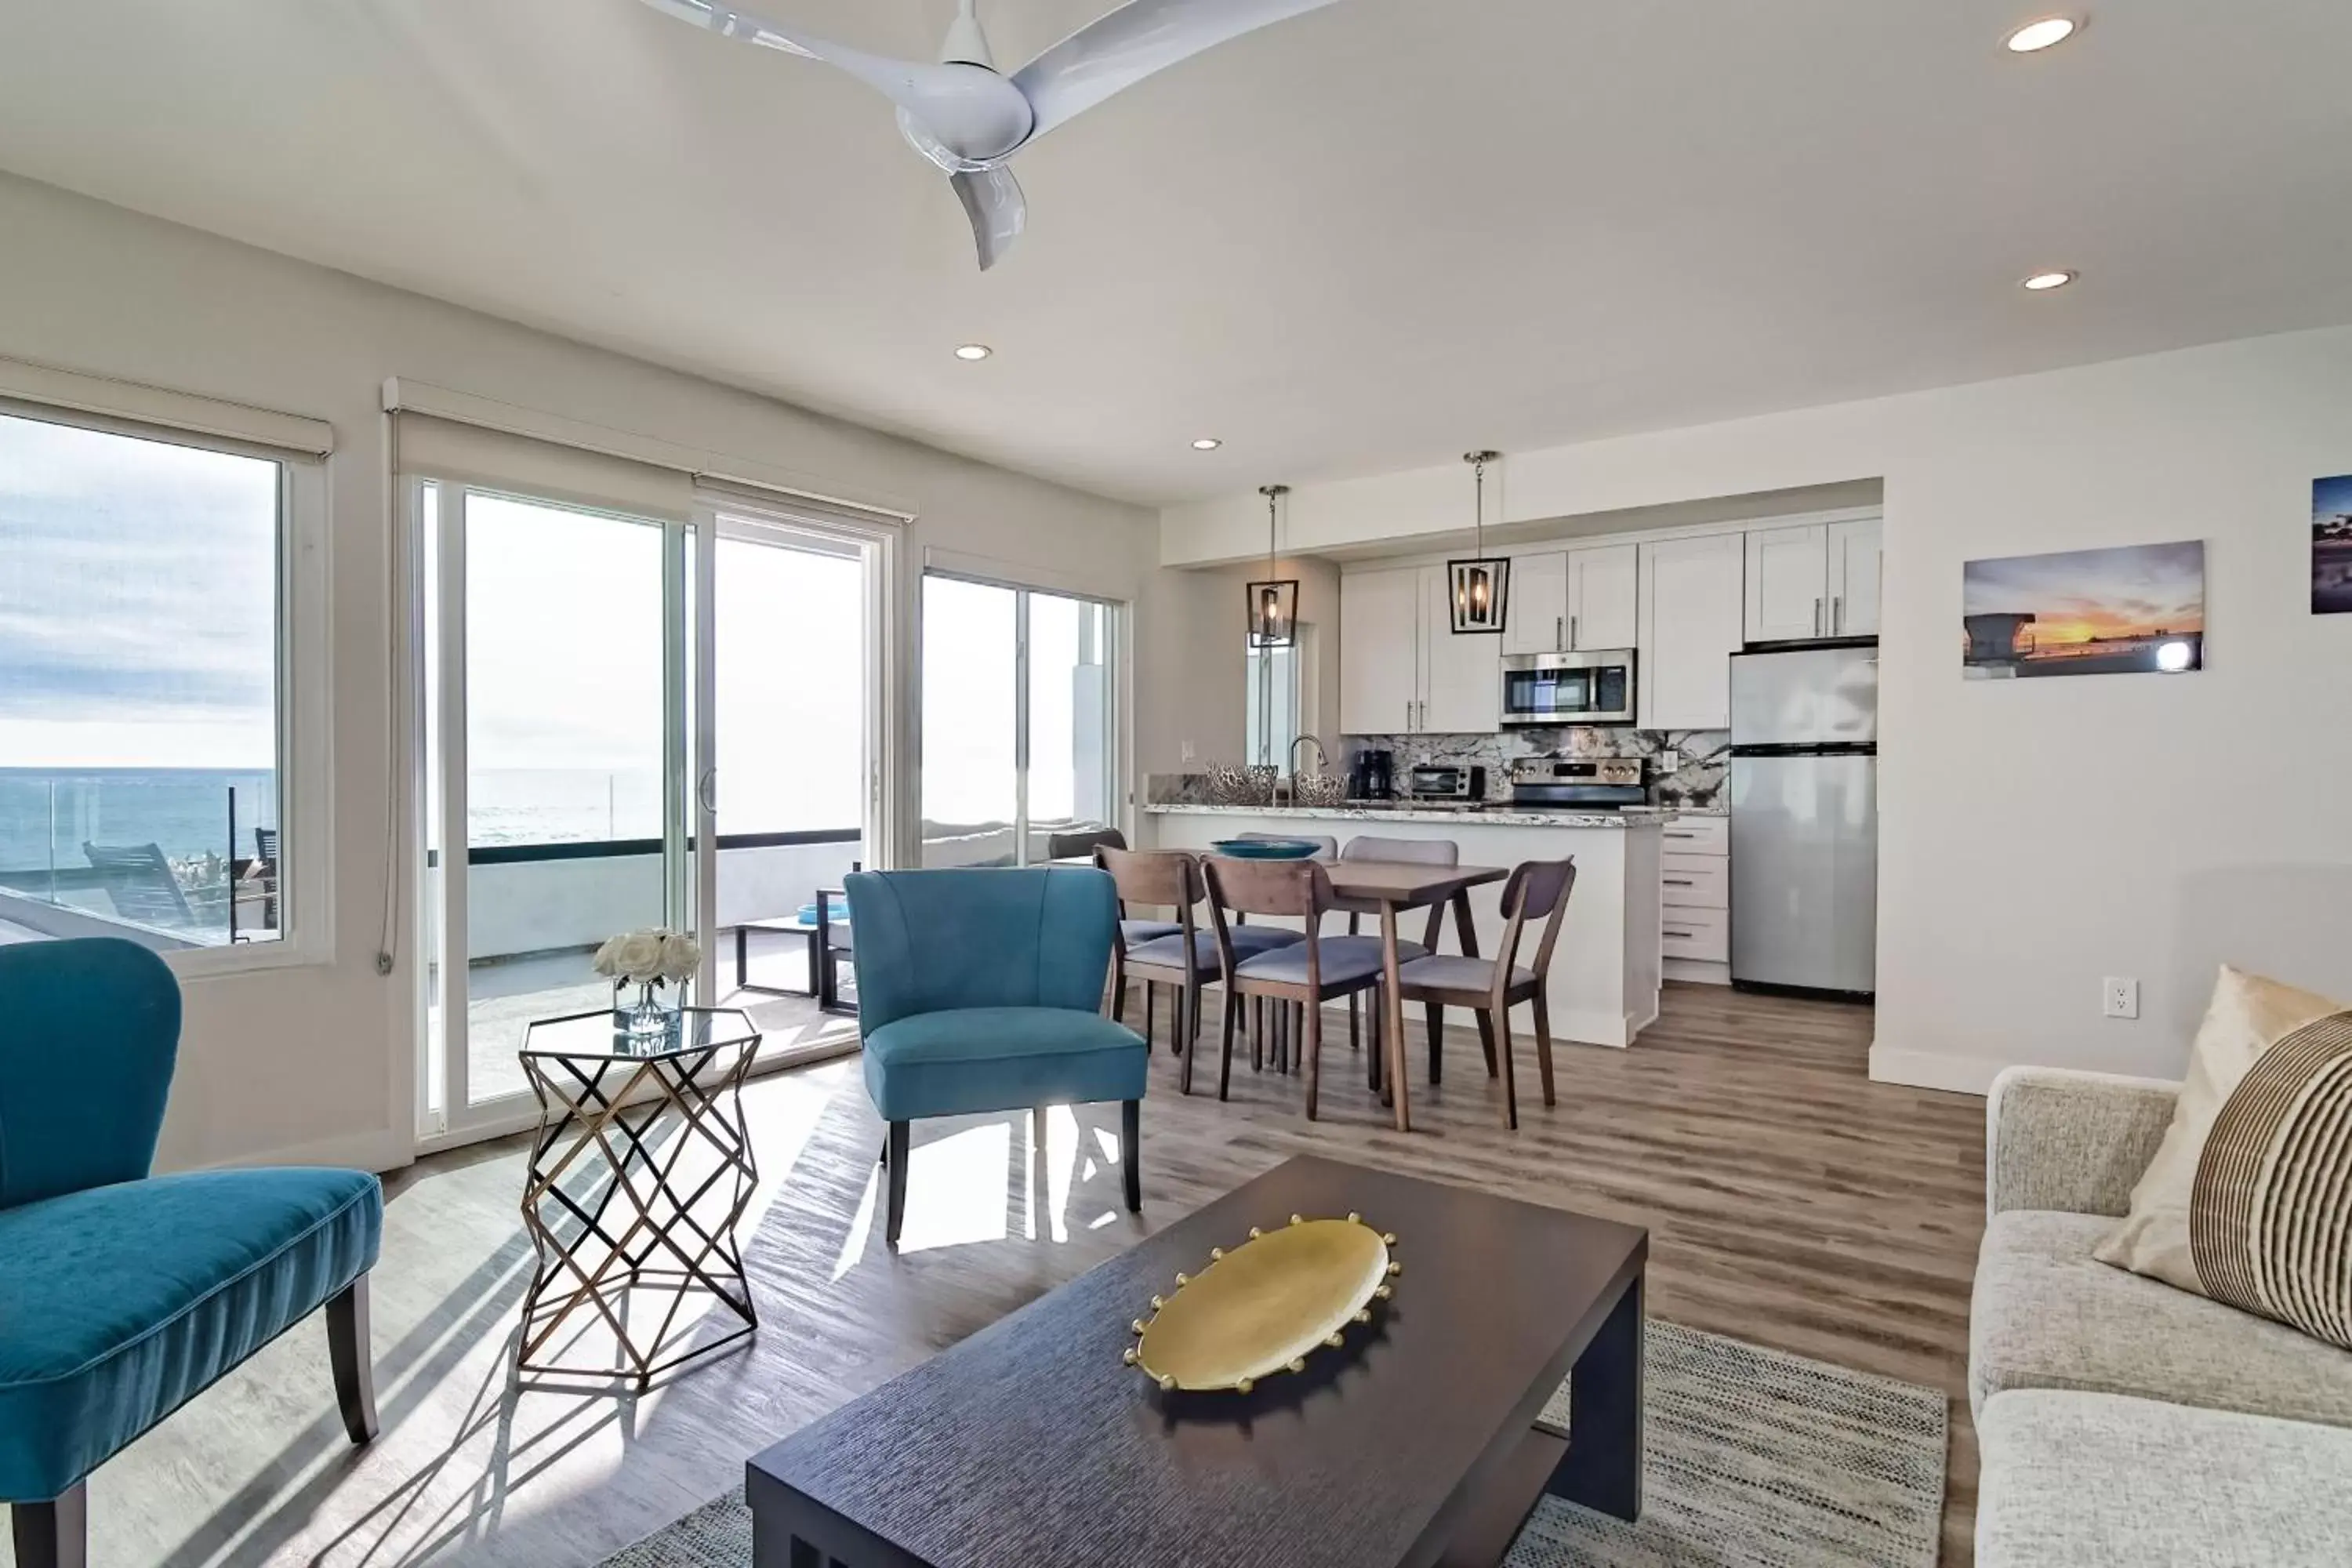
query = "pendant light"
xmin=1246 ymin=484 xmax=1299 ymax=649
xmin=1449 ymin=449 xmax=1510 ymax=634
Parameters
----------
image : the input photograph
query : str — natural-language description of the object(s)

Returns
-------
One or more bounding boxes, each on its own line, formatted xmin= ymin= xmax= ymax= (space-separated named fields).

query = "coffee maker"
xmin=1348 ymin=748 xmax=1396 ymax=800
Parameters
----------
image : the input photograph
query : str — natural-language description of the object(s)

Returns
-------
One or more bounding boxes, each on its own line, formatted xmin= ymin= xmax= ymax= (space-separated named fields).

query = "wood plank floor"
xmin=19 ymin=983 xmax=1987 ymax=1568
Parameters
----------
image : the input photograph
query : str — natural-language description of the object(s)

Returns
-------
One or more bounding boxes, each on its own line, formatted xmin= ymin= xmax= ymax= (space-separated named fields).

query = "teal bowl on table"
xmin=1210 ymin=839 xmax=1321 ymax=860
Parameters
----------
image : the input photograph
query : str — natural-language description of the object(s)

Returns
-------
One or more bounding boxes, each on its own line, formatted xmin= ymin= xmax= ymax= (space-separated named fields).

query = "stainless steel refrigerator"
xmin=1728 ymin=644 xmax=1878 ymax=997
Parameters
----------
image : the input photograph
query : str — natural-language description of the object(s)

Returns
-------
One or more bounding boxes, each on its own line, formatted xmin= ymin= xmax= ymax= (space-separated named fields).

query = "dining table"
xmin=1050 ymin=848 xmax=1508 ymax=1134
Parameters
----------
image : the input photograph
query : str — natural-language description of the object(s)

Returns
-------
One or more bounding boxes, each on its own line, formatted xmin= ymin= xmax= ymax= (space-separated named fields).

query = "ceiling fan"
xmin=637 ymin=0 xmax=1346 ymax=270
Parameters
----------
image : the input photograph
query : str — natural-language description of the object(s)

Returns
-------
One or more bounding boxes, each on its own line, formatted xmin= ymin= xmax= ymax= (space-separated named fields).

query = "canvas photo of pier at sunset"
xmin=1961 ymin=540 xmax=2205 ymax=680
xmin=2315 ymin=474 xmax=2352 ymax=615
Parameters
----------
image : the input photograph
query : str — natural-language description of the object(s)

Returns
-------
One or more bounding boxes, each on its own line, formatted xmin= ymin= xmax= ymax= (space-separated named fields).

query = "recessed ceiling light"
xmin=2022 ymin=270 xmax=2078 ymax=292
xmin=1191 ymin=437 xmax=1224 ymax=452
xmin=954 ymin=343 xmax=993 ymax=361
xmin=2005 ymin=16 xmax=2079 ymax=53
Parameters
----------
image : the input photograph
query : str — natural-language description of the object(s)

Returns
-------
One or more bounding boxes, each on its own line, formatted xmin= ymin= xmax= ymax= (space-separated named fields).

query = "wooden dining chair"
xmin=1334 ymin=836 xmax=1458 ymax=1063
xmin=1200 ymin=857 xmax=1391 ymax=1120
xmin=1056 ymin=830 xmax=1181 ymax=949
xmin=1098 ymin=847 xmax=1300 ymax=1085
xmin=1225 ymin=833 xmax=1340 ymax=1071
xmin=1392 ymin=857 xmax=1578 ymax=1130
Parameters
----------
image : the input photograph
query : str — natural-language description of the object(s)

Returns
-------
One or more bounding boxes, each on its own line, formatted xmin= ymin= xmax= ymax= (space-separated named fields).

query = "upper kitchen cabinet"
xmin=1639 ymin=533 xmax=1744 ymax=729
xmin=1744 ymin=524 xmax=1830 ymax=642
xmin=1339 ymin=564 xmax=1501 ymax=734
xmin=1501 ymin=544 xmax=1638 ymax=655
xmin=1828 ymin=517 xmax=1882 ymax=637
xmin=1340 ymin=565 xmax=1423 ymax=734
xmin=1569 ymin=543 xmax=1639 ymax=650
xmin=1743 ymin=517 xmax=1883 ymax=641
xmin=1419 ymin=566 xmax=1501 ymax=733
xmin=1503 ymin=552 xmax=1568 ymax=655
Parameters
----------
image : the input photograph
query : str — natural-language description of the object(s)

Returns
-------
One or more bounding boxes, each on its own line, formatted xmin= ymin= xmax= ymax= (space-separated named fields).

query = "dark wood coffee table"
xmin=747 ymin=1156 xmax=1646 ymax=1568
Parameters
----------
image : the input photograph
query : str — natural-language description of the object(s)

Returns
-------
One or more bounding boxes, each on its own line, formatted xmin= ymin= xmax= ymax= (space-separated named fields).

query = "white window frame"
xmin=0 ymin=391 xmax=335 ymax=978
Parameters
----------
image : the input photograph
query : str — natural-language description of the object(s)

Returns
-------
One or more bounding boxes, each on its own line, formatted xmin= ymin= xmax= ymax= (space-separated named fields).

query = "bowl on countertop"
xmin=1210 ymin=838 xmax=1322 ymax=860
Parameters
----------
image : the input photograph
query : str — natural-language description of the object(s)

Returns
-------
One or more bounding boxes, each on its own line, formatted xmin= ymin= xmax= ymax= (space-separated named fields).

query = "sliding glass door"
xmin=415 ymin=474 xmax=891 ymax=1141
xmin=920 ymin=575 xmax=1118 ymax=867
xmin=419 ymin=483 xmax=688 ymax=1132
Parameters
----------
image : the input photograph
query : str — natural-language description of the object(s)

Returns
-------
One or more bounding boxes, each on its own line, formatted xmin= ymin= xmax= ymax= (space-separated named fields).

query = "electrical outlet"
xmin=1657 ymin=748 xmax=1681 ymax=774
xmin=2103 ymin=977 xmax=2140 ymax=1020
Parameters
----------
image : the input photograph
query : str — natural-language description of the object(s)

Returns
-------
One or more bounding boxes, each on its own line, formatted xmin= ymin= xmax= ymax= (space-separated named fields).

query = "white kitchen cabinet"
xmin=1340 ymin=566 xmax=1422 ymax=734
xmin=1744 ymin=524 xmax=1831 ymax=643
xmin=1339 ymin=564 xmax=1498 ymax=734
xmin=1419 ymin=567 xmax=1501 ymax=733
xmin=1503 ymin=551 xmax=1568 ymax=655
xmin=1568 ymin=543 xmax=1639 ymax=650
xmin=1501 ymin=544 xmax=1637 ymax=655
xmin=1828 ymin=517 xmax=1883 ymax=637
xmin=1639 ymin=534 xmax=1745 ymax=730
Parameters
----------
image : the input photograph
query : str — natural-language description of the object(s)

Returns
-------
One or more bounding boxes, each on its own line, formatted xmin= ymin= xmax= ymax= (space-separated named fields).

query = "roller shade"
xmin=392 ymin=412 xmax=693 ymax=524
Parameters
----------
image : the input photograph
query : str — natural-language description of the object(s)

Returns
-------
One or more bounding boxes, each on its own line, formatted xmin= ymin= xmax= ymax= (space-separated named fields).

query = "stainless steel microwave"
xmin=1501 ymin=649 xmax=1637 ymax=727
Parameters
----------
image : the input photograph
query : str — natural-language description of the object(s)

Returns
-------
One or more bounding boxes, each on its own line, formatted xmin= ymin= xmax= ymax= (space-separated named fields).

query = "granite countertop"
xmin=1142 ymin=802 xmax=1681 ymax=830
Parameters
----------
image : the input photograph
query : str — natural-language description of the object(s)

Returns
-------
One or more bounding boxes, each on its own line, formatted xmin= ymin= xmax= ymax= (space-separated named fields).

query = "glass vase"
xmin=624 ymin=981 xmax=674 ymax=1048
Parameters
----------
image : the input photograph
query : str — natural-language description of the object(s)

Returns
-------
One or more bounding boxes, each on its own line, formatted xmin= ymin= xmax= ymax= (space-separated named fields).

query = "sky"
xmin=2315 ymin=474 xmax=2352 ymax=528
xmin=1962 ymin=540 xmax=2205 ymax=646
xmin=0 ymin=409 xmax=279 ymax=768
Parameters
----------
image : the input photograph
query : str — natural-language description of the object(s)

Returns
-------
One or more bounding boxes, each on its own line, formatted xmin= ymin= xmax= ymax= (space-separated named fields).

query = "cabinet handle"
xmin=1833 ymin=594 xmax=1843 ymax=635
xmin=1664 ymin=878 xmax=1696 ymax=887
xmin=1813 ymin=597 xmax=1824 ymax=636
xmin=1555 ymin=615 xmax=1565 ymax=651
xmin=1570 ymin=613 xmax=1579 ymax=649
xmin=1664 ymin=927 xmax=1697 ymax=938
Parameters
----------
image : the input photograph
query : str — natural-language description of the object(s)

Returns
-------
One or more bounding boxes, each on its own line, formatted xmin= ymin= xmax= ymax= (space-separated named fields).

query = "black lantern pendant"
xmin=1247 ymin=484 xmax=1299 ymax=649
xmin=1449 ymin=450 xmax=1509 ymax=635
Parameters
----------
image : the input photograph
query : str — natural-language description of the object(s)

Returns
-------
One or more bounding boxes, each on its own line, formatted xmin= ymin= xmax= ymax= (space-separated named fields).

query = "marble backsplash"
xmin=1149 ymin=728 xmax=1731 ymax=809
xmin=1341 ymin=729 xmax=1730 ymax=808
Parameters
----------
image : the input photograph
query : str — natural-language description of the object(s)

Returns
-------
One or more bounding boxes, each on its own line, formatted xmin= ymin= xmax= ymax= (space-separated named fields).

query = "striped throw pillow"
xmin=2189 ymin=1011 xmax=2352 ymax=1350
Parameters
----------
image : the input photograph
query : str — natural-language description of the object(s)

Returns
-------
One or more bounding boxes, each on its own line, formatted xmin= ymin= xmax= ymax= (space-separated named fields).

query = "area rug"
xmin=598 ymin=1321 xmax=1947 ymax=1568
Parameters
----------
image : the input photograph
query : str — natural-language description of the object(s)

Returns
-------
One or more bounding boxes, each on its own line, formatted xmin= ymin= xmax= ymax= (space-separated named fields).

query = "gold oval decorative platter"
xmin=1125 ymin=1214 xmax=1399 ymax=1393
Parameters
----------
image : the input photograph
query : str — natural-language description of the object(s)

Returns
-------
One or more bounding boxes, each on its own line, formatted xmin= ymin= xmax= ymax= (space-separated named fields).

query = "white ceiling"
xmin=2 ymin=1 xmax=2348 ymax=506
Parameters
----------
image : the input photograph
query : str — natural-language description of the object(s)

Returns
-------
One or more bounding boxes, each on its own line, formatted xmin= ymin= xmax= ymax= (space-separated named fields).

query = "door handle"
xmin=697 ymin=768 xmax=718 ymax=815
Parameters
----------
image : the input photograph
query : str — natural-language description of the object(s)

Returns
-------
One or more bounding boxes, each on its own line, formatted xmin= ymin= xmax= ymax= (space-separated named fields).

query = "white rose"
xmin=658 ymin=931 xmax=700 ymax=982
xmin=609 ymin=931 xmax=666 ymax=982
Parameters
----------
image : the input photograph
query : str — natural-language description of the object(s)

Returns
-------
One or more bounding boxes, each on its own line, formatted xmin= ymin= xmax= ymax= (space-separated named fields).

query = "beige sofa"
xmin=1972 ymin=1067 xmax=2352 ymax=1565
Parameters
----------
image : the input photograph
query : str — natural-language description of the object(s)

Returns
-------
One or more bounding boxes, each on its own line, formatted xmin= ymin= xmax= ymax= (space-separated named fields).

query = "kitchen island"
xmin=1140 ymin=803 xmax=1669 ymax=1048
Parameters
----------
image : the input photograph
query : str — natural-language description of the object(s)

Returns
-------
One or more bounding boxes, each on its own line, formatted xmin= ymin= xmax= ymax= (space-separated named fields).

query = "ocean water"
xmin=0 ymin=768 xmax=280 ymax=874
xmin=0 ymin=766 xmax=675 ymax=878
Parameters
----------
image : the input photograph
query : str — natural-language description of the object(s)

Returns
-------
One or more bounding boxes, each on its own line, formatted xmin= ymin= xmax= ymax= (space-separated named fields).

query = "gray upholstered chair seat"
xmin=1393 ymin=953 xmax=1537 ymax=994
xmin=1233 ymin=935 xmax=1425 ymax=987
xmin=1120 ymin=918 xmax=1182 ymax=946
xmin=1125 ymin=927 xmax=1302 ymax=972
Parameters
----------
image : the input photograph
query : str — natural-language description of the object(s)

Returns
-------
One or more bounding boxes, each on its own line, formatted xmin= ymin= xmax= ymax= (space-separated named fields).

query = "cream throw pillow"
xmin=2095 ymin=965 xmax=2345 ymax=1293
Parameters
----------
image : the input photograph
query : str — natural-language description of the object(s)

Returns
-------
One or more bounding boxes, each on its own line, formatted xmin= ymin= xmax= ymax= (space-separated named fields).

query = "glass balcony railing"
xmin=0 ymin=771 xmax=280 ymax=948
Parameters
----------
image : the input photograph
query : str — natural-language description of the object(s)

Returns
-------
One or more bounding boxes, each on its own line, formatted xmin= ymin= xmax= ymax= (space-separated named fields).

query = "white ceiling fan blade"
xmin=1010 ymin=0 xmax=1347 ymax=141
xmin=637 ymin=0 xmax=1029 ymax=154
xmin=951 ymin=166 xmax=1027 ymax=272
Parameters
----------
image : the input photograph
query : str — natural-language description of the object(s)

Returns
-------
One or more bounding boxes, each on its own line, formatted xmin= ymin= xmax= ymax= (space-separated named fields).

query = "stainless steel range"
xmin=1509 ymin=758 xmax=1647 ymax=811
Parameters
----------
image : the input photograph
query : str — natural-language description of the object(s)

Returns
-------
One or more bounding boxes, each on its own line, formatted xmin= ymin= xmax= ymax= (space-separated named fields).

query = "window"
xmin=0 ymin=405 xmax=300 ymax=952
xmin=919 ymin=574 xmax=1119 ymax=866
xmin=1246 ymin=639 xmax=1301 ymax=768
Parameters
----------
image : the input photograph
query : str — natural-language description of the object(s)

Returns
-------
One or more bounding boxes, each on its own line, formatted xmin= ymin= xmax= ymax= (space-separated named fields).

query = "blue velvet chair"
xmin=0 ymin=939 xmax=383 ymax=1568
xmin=844 ymin=868 xmax=1147 ymax=1249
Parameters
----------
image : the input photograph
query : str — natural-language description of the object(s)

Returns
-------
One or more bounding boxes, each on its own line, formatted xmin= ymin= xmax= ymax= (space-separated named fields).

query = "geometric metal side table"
xmin=516 ymin=1006 xmax=763 ymax=1388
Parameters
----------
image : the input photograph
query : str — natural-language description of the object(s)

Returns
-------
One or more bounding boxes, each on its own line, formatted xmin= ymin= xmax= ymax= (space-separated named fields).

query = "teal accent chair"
xmin=845 ymin=868 xmax=1147 ymax=1249
xmin=0 ymin=939 xmax=383 ymax=1568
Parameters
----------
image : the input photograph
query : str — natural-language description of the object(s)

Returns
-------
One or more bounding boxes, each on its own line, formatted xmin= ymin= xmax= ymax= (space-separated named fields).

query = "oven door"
xmin=1501 ymin=653 xmax=1635 ymax=726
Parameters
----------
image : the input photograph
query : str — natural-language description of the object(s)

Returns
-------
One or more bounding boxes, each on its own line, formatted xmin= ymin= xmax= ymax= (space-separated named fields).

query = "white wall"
xmin=1162 ymin=326 xmax=2352 ymax=1091
xmin=0 ymin=169 xmax=1156 ymax=1174
xmin=1134 ymin=554 xmax=1343 ymax=778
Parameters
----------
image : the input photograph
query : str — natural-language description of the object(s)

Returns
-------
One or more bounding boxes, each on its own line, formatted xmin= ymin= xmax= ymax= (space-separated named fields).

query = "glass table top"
xmin=520 ymin=1005 xmax=762 ymax=1062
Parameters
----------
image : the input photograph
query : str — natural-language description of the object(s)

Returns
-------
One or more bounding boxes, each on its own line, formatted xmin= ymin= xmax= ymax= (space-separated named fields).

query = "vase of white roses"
xmin=593 ymin=927 xmax=702 ymax=1047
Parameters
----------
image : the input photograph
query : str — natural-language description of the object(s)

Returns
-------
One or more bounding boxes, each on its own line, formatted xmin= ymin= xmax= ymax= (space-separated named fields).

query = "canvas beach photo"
xmin=2315 ymin=474 xmax=2352 ymax=615
xmin=1962 ymin=540 xmax=2206 ymax=679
